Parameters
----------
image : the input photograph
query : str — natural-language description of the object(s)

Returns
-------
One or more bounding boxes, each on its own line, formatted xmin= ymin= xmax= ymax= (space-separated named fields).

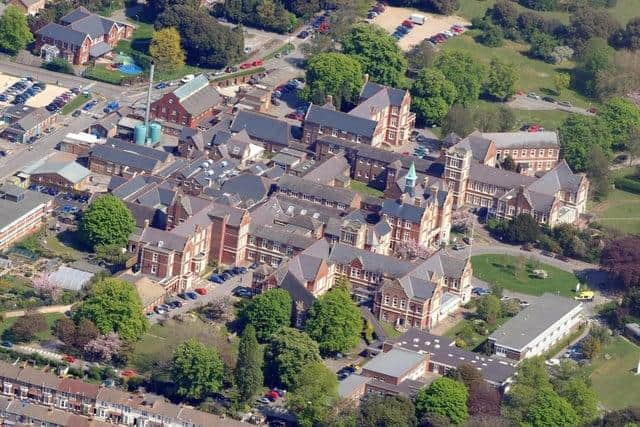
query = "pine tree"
xmin=235 ymin=325 xmax=264 ymax=404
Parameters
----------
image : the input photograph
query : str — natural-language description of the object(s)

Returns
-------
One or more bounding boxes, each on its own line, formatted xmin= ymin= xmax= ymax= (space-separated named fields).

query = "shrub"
xmin=42 ymin=58 xmax=74 ymax=75
xmin=614 ymin=176 xmax=640 ymax=194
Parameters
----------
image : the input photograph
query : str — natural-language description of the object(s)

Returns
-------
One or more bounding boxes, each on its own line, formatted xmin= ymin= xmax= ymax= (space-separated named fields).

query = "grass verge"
xmin=349 ymin=180 xmax=384 ymax=198
xmin=61 ymin=94 xmax=91 ymax=115
xmin=471 ymin=254 xmax=580 ymax=297
xmin=84 ymin=65 xmax=125 ymax=85
xmin=380 ymin=321 xmax=403 ymax=339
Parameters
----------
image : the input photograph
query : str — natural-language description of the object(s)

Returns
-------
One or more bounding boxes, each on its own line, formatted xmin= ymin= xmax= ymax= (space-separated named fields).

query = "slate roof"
xmin=380 ymin=198 xmax=424 ymax=223
xmin=10 ymin=107 xmax=53 ymax=132
xmin=250 ymin=224 xmax=316 ymax=249
xmin=489 ymin=293 xmax=582 ymax=351
xmin=91 ymin=139 xmax=170 ymax=172
xmin=328 ymin=243 xmax=414 ymax=277
xmin=36 ymin=23 xmax=88 ymax=46
xmin=482 ymin=130 xmax=559 ymax=148
xmin=172 ymin=75 xmax=221 ymax=116
xmin=220 ymin=174 xmax=271 ymax=206
xmin=469 ymin=161 xmax=536 ymax=188
xmin=140 ymin=227 xmax=188 ymax=252
xmin=0 ymin=186 xmax=52 ymax=232
xmin=360 ymin=82 xmax=406 ymax=106
xmin=527 ymin=159 xmax=584 ymax=195
xmin=90 ymin=41 xmax=112 ymax=57
xmin=397 ymin=276 xmax=437 ymax=300
xmin=278 ymin=175 xmax=356 ymax=206
xmin=230 ymin=110 xmax=290 ymax=146
xmin=388 ymin=328 xmax=517 ymax=386
xmin=302 ymin=154 xmax=350 ymax=184
xmin=306 ymin=104 xmax=378 ymax=138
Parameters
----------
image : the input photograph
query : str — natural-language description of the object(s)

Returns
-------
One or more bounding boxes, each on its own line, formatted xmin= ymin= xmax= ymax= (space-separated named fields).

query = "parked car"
xmin=233 ymin=266 xmax=248 ymax=274
xmin=186 ymin=291 xmax=199 ymax=300
xmin=181 ymin=74 xmax=195 ymax=83
xmin=210 ymin=275 xmax=224 ymax=284
xmin=265 ymin=390 xmax=279 ymax=401
xmin=402 ymin=19 xmax=414 ymax=28
xmin=72 ymin=110 xmax=81 ymax=117
xmin=1 ymin=341 xmax=12 ymax=348
xmin=558 ymin=100 xmax=572 ymax=107
xmin=154 ymin=306 xmax=167 ymax=314
xmin=169 ymin=300 xmax=183 ymax=308
xmin=453 ymin=243 xmax=466 ymax=251
xmin=542 ymin=96 xmax=556 ymax=103
xmin=240 ymin=63 xmax=252 ymax=70
xmin=298 ymin=30 xmax=310 ymax=39
xmin=226 ymin=66 xmax=239 ymax=73
xmin=256 ymin=397 xmax=271 ymax=405
xmin=63 ymin=355 xmax=76 ymax=363
xmin=472 ymin=287 xmax=491 ymax=296
xmin=252 ymin=59 xmax=263 ymax=67
xmin=155 ymin=82 xmax=169 ymax=89
xmin=194 ymin=287 xmax=207 ymax=295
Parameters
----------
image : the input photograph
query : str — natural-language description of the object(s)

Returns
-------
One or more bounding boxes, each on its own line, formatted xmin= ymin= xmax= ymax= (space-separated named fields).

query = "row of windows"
xmin=248 ymin=237 xmax=294 ymax=255
xmin=318 ymin=126 xmax=364 ymax=143
xmin=498 ymin=148 xmax=556 ymax=158
xmin=278 ymin=189 xmax=348 ymax=210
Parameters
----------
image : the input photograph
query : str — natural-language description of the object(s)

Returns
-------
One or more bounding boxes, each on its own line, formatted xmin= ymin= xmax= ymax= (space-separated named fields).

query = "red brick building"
xmin=150 ymin=75 xmax=221 ymax=128
xmin=35 ymin=7 xmax=133 ymax=65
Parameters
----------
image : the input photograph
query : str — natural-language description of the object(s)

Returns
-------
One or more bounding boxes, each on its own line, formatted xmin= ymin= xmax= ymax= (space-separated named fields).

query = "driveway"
xmin=508 ymin=94 xmax=595 ymax=116
xmin=147 ymin=270 xmax=255 ymax=324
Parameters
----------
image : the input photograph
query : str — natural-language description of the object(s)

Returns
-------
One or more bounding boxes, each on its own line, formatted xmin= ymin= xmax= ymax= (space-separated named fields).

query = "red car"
xmin=252 ymin=59 xmax=263 ymax=67
xmin=240 ymin=63 xmax=252 ymax=70
xmin=121 ymin=370 xmax=136 ymax=378
xmin=195 ymin=287 xmax=207 ymax=295
xmin=402 ymin=19 xmax=414 ymax=28
xmin=318 ymin=22 xmax=329 ymax=33
xmin=63 ymin=355 xmax=76 ymax=363
xmin=266 ymin=390 xmax=279 ymax=401
xmin=286 ymin=112 xmax=305 ymax=122
xmin=587 ymin=107 xmax=598 ymax=114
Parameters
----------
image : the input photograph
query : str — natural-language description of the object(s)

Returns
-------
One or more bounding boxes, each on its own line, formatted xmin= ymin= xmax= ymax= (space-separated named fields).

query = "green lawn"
xmin=592 ymin=188 xmax=640 ymax=235
xmin=349 ymin=180 xmax=384 ymax=198
xmin=131 ymin=317 xmax=239 ymax=374
xmin=587 ymin=336 xmax=640 ymax=410
xmin=471 ymin=254 xmax=580 ymax=297
xmin=380 ymin=321 xmax=403 ymax=339
xmin=84 ymin=65 xmax=125 ymax=85
xmin=443 ymin=34 xmax=593 ymax=108
xmin=61 ymin=94 xmax=91 ymax=115
xmin=0 ymin=313 xmax=63 ymax=343
xmin=445 ymin=313 xmax=511 ymax=351
xmin=512 ymin=109 xmax=573 ymax=131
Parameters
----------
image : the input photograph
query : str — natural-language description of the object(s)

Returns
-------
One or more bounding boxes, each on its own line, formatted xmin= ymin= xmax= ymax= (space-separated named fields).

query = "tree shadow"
xmin=56 ymin=230 xmax=91 ymax=253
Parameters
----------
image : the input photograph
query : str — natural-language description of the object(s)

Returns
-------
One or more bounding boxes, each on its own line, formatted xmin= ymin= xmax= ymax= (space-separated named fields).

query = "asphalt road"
xmin=508 ymin=94 xmax=596 ymax=116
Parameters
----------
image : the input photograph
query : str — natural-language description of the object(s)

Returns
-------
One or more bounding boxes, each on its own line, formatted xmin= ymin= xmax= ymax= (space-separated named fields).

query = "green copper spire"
xmin=406 ymin=161 xmax=417 ymax=183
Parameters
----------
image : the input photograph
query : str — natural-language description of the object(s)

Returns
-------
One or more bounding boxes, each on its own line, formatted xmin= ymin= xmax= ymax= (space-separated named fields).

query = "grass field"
xmin=349 ymin=180 xmax=384 ymax=198
xmin=443 ymin=34 xmax=592 ymax=108
xmin=131 ymin=317 xmax=239 ymax=374
xmin=512 ymin=109 xmax=573 ymax=131
xmin=471 ymin=254 xmax=580 ymax=297
xmin=0 ymin=313 xmax=63 ymax=343
xmin=84 ymin=65 xmax=125 ymax=85
xmin=592 ymin=188 xmax=640 ymax=235
xmin=61 ymin=94 xmax=91 ymax=115
xmin=587 ymin=336 xmax=640 ymax=409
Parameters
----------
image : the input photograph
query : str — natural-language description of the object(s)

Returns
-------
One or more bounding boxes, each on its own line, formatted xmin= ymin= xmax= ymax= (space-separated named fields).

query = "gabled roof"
xmin=328 ymin=243 xmax=414 ymax=277
xmin=380 ymin=198 xmax=424 ymax=223
xmin=278 ymin=174 xmax=356 ymax=206
xmin=24 ymin=159 xmax=90 ymax=184
xmin=230 ymin=110 xmax=290 ymax=146
xmin=141 ymin=227 xmax=187 ymax=252
xmin=359 ymin=81 xmax=406 ymax=106
xmin=220 ymin=173 xmax=271 ymax=206
xmin=482 ymin=130 xmax=559 ymax=149
xmin=60 ymin=6 xmax=92 ymax=24
xmin=469 ymin=161 xmax=536 ymax=189
xmin=526 ymin=159 xmax=584 ymax=195
xmin=305 ymin=104 xmax=378 ymax=138
xmin=172 ymin=75 xmax=221 ymax=116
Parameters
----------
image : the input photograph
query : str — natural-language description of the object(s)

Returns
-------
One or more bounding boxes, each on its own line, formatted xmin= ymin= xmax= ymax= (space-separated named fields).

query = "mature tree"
xmin=617 ymin=16 xmax=640 ymax=50
xmin=305 ymin=287 xmax=362 ymax=354
xmin=555 ymin=377 xmax=598 ymax=424
xmin=301 ymin=52 xmax=364 ymax=110
xmin=415 ymin=377 xmax=469 ymax=424
xmin=407 ymin=39 xmax=437 ymax=72
xmin=553 ymin=72 xmax=570 ymax=94
xmin=235 ymin=325 xmax=263 ymax=405
xmin=442 ymin=105 xmax=475 ymax=137
xmin=55 ymin=317 xmax=77 ymax=348
xmin=4 ymin=312 xmax=47 ymax=343
xmin=559 ymin=114 xmax=613 ymax=171
xmin=576 ymin=37 xmax=614 ymax=97
xmin=520 ymin=0 xmax=555 ymax=11
xmin=0 ymin=6 xmax=34 ymax=55
xmin=485 ymin=57 xmax=517 ymax=101
xmin=75 ymin=278 xmax=148 ymax=342
xmin=80 ymin=195 xmax=134 ymax=250
xmin=593 ymin=49 xmax=640 ymax=101
xmin=529 ymin=32 xmax=557 ymax=63
xmin=476 ymin=295 xmax=502 ymax=326
xmin=600 ymin=97 xmax=640 ymax=148
xmin=284 ymin=0 xmax=321 ymax=16
xmin=427 ymin=0 xmax=460 ymax=15
xmin=147 ymin=0 xmax=200 ymax=16
xmin=507 ymin=213 xmax=539 ymax=243
xmin=502 ymin=155 xmax=517 ymax=171
xmin=200 ymin=297 xmax=234 ymax=323
xmin=33 ymin=273 xmax=61 ymax=302
xmin=524 ymin=386 xmax=578 ymax=427
xmin=434 ymin=50 xmax=486 ymax=106
xmin=581 ymin=334 xmax=603 ymax=359
xmin=479 ymin=23 xmax=504 ymax=47
xmin=411 ymin=68 xmax=457 ymax=125
xmin=172 ymin=338 xmax=224 ymax=401
xmin=489 ymin=0 xmax=519 ymax=28
xmin=586 ymin=145 xmax=611 ymax=200
xmin=42 ymin=58 xmax=74 ymax=74
xmin=241 ymin=289 xmax=292 ymax=342
xmin=395 ymin=238 xmax=433 ymax=261
xmin=264 ymin=327 xmax=321 ymax=388
xmin=474 ymin=106 xmax=516 ymax=132
xmin=342 ymin=23 xmax=408 ymax=87
xmin=568 ymin=7 xmax=621 ymax=50
xmin=287 ymin=362 xmax=339 ymax=427
xmin=83 ymin=332 xmax=122 ymax=362
xmin=149 ymin=27 xmax=185 ymax=71
xmin=628 ymin=127 xmax=640 ymax=164
xmin=359 ymin=394 xmax=417 ymax=427
xmin=467 ymin=381 xmax=501 ymax=416
xmin=75 ymin=318 xmax=100 ymax=348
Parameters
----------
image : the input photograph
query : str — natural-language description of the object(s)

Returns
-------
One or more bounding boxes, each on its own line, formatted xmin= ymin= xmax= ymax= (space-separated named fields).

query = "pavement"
xmin=3 ymin=304 xmax=73 ymax=319
xmin=508 ymin=94 xmax=596 ymax=116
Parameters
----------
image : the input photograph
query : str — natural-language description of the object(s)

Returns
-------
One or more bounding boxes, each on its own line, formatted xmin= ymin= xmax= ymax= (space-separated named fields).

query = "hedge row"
xmin=614 ymin=176 xmax=640 ymax=195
